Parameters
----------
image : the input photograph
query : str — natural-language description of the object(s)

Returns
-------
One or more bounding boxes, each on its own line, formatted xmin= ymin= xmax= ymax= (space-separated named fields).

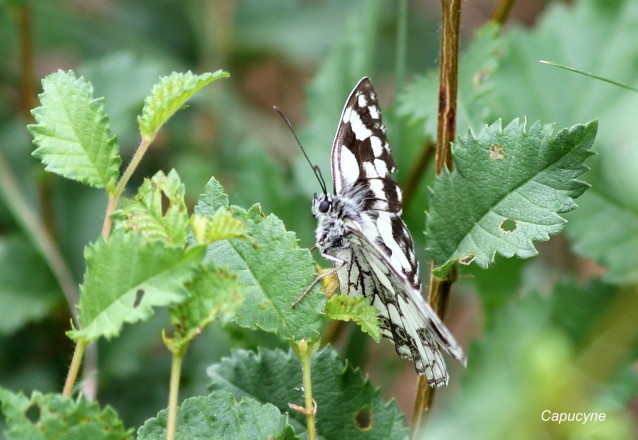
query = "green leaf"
xmin=484 ymin=0 xmax=638 ymax=284
xmin=195 ymin=179 xmax=324 ymax=344
xmin=0 ymin=235 xmax=60 ymax=335
xmin=0 ymin=389 xmax=132 ymax=440
xmin=426 ymin=119 xmax=597 ymax=276
xmin=112 ymin=170 xmax=189 ymax=246
xmin=325 ymin=295 xmax=381 ymax=342
xmin=207 ymin=348 xmax=408 ymax=440
xmin=168 ymin=266 xmax=244 ymax=351
xmin=29 ymin=70 xmax=121 ymax=190
xmin=195 ymin=177 xmax=230 ymax=215
xmin=397 ymin=22 xmax=501 ymax=138
xmin=138 ymin=70 xmax=229 ymax=141
xmin=137 ymin=391 xmax=298 ymax=440
xmin=190 ymin=209 xmax=249 ymax=246
xmin=69 ymin=232 xmax=205 ymax=341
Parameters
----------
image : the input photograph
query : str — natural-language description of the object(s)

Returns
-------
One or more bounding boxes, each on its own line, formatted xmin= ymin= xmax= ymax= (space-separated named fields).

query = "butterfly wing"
xmin=339 ymin=219 xmax=466 ymax=386
xmin=331 ymin=78 xmax=416 ymax=284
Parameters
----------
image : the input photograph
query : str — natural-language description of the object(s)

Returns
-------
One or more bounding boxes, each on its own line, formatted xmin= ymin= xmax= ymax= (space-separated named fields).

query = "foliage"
xmin=0 ymin=0 xmax=637 ymax=438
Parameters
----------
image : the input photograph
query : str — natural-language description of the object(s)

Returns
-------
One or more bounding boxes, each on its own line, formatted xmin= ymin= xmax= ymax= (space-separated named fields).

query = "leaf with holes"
xmin=426 ymin=119 xmax=597 ymax=277
xmin=195 ymin=178 xmax=324 ymax=344
xmin=0 ymin=388 xmax=132 ymax=439
xmin=29 ymin=70 xmax=121 ymax=190
xmin=325 ymin=295 xmax=381 ymax=342
xmin=137 ymin=391 xmax=298 ymax=440
xmin=138 ymin=70 xmax=229 ymax=141
xmin=190 ymin=209 xmax=249 ymax=246
xmin=207 ymin=347 xmax=408 ymax=440
xmin=112 ymin=170 xmax=189 ymax=246
xmin=68 ymin=231 xmax=205 ymax=341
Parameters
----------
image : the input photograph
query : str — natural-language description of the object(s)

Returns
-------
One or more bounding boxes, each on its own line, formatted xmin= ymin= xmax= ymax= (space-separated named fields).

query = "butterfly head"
xmin=312 ymin=194 xmax=347 ymax=252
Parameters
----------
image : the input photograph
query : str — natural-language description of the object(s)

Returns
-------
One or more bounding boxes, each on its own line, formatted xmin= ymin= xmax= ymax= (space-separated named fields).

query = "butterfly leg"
xmin=291 ymin=252 xmax=346 ymax=308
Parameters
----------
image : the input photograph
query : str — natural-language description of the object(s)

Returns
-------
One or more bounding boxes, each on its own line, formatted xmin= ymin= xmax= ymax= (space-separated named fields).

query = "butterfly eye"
xmin=318 ymin=200 xmax=331 ymax=213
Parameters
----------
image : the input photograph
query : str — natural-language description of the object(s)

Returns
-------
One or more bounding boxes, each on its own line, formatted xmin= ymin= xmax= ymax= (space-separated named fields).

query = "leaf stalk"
xmin=411 ymin=0 xmax=462 ymax=436
xmin=166 ymin=350 xmax=185 ymax=440
xmin=63 ymin=338 xmax=88 ymax=397
xmin=299 ymin=340 xmax=317 ymax=440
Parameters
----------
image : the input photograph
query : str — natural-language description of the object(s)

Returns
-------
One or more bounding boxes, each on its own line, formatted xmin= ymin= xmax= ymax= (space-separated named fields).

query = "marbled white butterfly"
xmin=306 ymin=77 xmax=466 ymax=386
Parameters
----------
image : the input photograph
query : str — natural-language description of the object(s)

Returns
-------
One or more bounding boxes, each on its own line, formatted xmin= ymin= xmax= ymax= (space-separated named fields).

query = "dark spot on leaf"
xmin=459 ymin=254 xmax=476 ymax=265
xmin=354 ymin=406 xmax=372 ymax=430
xmin=134 ymin=289 xmax=145 ymax=307
xmin=258 ymin=302 xmax=267 ymax=311
xmin=489 ymin=143 xmax=505 ymax=160
xmin=500 ymin=218 xmax=517 ymax=233
xmin=161 ymin=190 xmax=170 ymax=216
xmin=25 ymin=404 xmax=40 ymax=423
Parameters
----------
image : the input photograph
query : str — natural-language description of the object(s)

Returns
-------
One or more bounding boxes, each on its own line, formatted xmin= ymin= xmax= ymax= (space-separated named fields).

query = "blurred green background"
xmin=1 ymin=0 xmax=637 ymax=438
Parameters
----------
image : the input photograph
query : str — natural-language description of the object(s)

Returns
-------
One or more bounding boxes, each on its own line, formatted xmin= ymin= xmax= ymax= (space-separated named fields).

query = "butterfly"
xmin=305 ymin=77 xmax=466 ymax=387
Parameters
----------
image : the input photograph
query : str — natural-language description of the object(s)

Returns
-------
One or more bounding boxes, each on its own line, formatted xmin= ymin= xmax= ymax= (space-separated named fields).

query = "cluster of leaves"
xmin=1 ymin=0 xmax=637 ymax=438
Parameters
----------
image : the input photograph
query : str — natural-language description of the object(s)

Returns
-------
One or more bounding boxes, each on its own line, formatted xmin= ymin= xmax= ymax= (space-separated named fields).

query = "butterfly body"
xmin=312 ymin=77 xmax=466 ymax=387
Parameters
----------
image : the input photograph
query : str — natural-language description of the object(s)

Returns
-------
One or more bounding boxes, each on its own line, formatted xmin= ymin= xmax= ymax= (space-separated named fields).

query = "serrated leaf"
xmin=137 ymin=391 xmax=298 ymax=440
xmin=0 ymin=389 xmax=132 ymax=440
xmin=69 ymin=232 xmax=205 ymax=341
xmin=138 ymin=70 xmax=229 ymax=141
xmin=207 ymin=348 xmax=408 ymax=440
xmin=29 ymin=70 xmax=121 ymax=190
xmin=190 ymin=209 xmax=249 ymax=245
xmin=426 ymin=119 xmax=597 ymax=276
xmin=112 ymin=169 xmax=189 ymax=246
xmin=195 ymin=179 xmax=324 ymax=343
xmin=484 ymin=0 xmax=638 ymax=284
xmin=325 ymin=295 xmax=381 ymax=342
xmin=168 ymin=266 xmax=244 ymax=350
xmin=397 ymin=22 xmax=501 ymax=138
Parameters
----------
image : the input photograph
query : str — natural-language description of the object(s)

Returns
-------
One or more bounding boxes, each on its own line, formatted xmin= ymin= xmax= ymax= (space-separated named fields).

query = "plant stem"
xmin=299 ymin=340 xmax=317 ymax=440
xmin=63 ymin=338 xmax=88 ymax=397
xmin=410 ymin=0 xmax=462 ymax=437
xmin=101 ymin=138 xmax=151 ymax=238
xmin=490 ymin=0 xmax=516 ymax=25
xmin=166 ymin=350 xmax=184 ymax=440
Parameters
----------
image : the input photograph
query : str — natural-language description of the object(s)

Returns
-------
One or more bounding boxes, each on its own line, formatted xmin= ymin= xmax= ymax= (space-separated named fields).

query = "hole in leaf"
xmin=354 ymin=407 xmax=372 ymax=430
xmin=500 ymin=218 xmax=517 ymax=233
xmin=25 ymin=404 xmax=40 ymax=424
xmin=489 ymin=143 xmax=505 ymax=160
xmin=459 ymin=254 xmax=476 ymax=265
xmin=133 ymin=289 xmax=145 ymax=307
xmin=160 ymin=190 xmax=170 ymax=216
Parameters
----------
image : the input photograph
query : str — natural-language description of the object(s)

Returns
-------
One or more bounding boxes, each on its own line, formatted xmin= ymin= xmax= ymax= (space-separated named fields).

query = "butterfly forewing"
xmin=313 ymin=77 xmax=466 ymax=387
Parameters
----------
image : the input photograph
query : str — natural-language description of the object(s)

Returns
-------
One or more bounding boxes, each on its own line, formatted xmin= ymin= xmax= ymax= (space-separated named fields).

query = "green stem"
xmin=166 ymin=350 xmax=184 ymax=440
xmin=0 ymin=154 xmax=80 ymax=324
xmin=101 ymin=137 xmax=152 ymax=238
xmin=411 ymin=0 xmax=462 ymax=437
xmin=490 ymin=0 xmax=515 ymax=25
xmin=63 ymin=338 xmax=88 ymax=397
xmin=299 ymin=340 xmax=317 ymax=440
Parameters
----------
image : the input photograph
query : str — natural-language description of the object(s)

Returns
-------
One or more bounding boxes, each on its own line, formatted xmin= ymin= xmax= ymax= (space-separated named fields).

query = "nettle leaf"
xmin=190 ymin=209 xmax=249 ymax=245
xmin=0 ymin=389 xmax=132 ymax=440
xmin=112 ymin=170 xmax=189 ymax=246
xmin=68 ymin=232 xmax=205 ymax=341
xmin=207 ymin=348 xmax=408 ymax=440
xmin=196 ymin=178 xmax=324 ymax=343
xmin=137 ymin=390 xmax=298 ymax=440
xmin=29 ymin=70 xmax=121 ymax=190
xmin=426 ymin=119 xmax=597 ymax=276
xmin=325 ymin=295 xmax=381 ymax=342
xmin=138 ymin=70 xmax=229 ymax=141
xmin=397 ymin=22 xmax=501 ymax=138
xmin=168 ymin=266 xmax=244 ymax=350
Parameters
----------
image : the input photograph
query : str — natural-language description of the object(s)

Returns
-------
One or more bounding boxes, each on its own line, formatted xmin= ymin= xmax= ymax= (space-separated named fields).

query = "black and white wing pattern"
xmin=312 ymin=77 xmax=466 ymax=387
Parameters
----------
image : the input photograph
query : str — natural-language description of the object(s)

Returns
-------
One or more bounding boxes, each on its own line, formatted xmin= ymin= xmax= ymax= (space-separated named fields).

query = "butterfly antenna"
xmin=273 ymin=106 xmax=328 ymax=195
